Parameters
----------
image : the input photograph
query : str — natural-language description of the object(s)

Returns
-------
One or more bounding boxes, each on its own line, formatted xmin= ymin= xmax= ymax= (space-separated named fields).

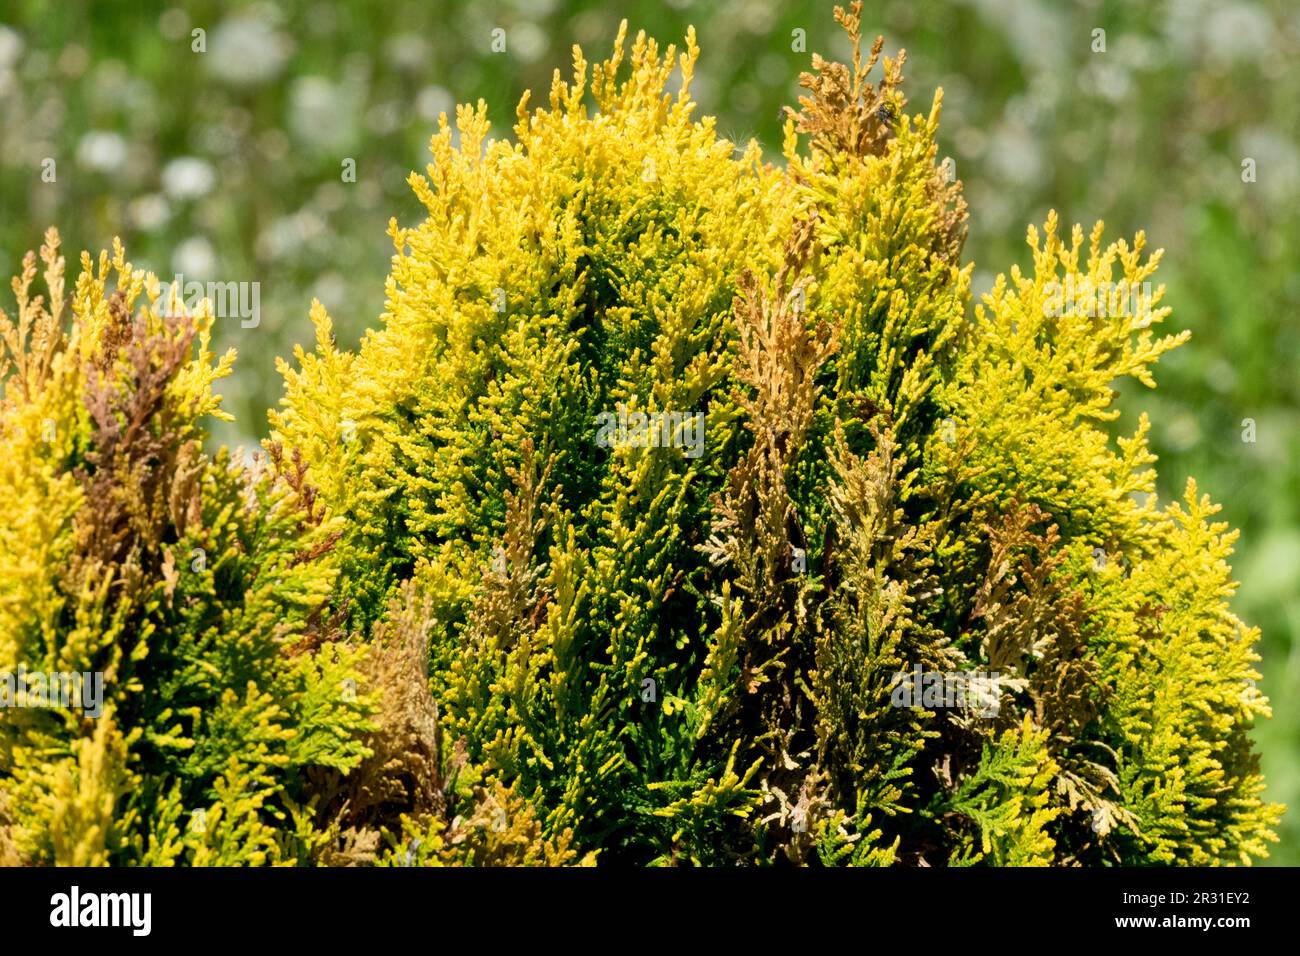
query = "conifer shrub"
xmin=0 ymin=232 xmax=373 ymax=864
xmin=0 ymin=4 xmax=1282 ymax=866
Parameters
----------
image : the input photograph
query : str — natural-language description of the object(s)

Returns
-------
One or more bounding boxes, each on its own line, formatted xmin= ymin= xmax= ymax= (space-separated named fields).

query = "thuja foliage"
xmin=1 ymin=5 xmax=1282 ymax=866
xmin=0 ymin=230 xmax=389 ymax=865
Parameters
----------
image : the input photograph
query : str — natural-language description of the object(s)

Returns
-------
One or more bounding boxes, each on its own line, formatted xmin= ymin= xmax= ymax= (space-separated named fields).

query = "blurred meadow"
xmin=1 ymin=0 xmax=1296 ymax=861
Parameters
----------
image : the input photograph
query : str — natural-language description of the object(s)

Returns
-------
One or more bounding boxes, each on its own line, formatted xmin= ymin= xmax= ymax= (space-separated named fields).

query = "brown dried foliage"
xmin=784 ymin=4 xmax=967 ymax=263
xmin=701 ymin=217 xmax=839 ymax=860
xmin=784 ymin=5 xmax=900 ymax=163
xmin=67 ymin=308 xmax=202 ymax=625
xmin=467 ymin=437 xmax=553 ymax=654
xmin=0 ymin=227 xmax=65 ymax=403
xmin=969 ymin=503 xmax=1104 ymax=739
xmin=314 ymin=583 xmax=445 ymax=865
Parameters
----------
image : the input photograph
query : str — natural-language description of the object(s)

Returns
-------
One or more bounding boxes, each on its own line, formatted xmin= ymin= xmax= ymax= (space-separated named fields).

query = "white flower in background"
xmin=314 ymin=181 xmax=345 ymax=213
xmin=366 ymin=100 xmax=403 ymax=136
xmin=291 ymin=75 xmax=338 ymax=131
xmin=736 ymin=0 xmax=777 ymax=34
xmin=1113 ymin=34 xmax=1160 ymax=72
xmin=1084 ymin=58 xmax=1132 ymax=102
xmin=965 ymin=0 xmax=1067 ymax=77
xmin=158 ymin=7 xmax=190 ymax=42
xmin=76 ymin=131 xmax=129 ymax=173
xmin=385 ymin=33 xmax=427 ymax=72
xmin=206 ymin=14 xmax=291 ymax=86
xmin=289 ymin=75 xmax=359 ymax=153
xmin=0 ymin=25 xmax=25 ymax=69
xmin=1206 ymin=358 xmax=1239 ymax=395
xmin=516 ymin=0 xmax=559 ymax=15
xmin=162 ymin=157 xmax=216 ymax=200
xmin=172 ymin=236 xmax=216 ymax=279
xmin=416 ymin=85 xmax=454 ymax=122
xmin=311 ymin=272 xmax=346 ymax=310
xmin=1164 ymin=410 xmax=1202 ymax=452
xmin=511 ymin=22 xmax=548 ymax=64
xmin=129 ymin=193 xmax=171 ymax=231
xmin=257 ymin=210 xmax=326 ymax=261
xmin=1203 ymin=3 xmax=1272 ymax=65
xmin=986 ymin=120 xmax=1045 ymax=187
xmin=1237 ymin=127 xmax=1300 ymax=204
xmin=0 ymin=39 xmax=21 ymax=103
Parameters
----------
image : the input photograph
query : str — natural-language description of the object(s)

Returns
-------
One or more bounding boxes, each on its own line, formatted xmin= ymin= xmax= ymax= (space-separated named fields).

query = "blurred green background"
xmin=2 ymin=0 xmax=1296 ymax=862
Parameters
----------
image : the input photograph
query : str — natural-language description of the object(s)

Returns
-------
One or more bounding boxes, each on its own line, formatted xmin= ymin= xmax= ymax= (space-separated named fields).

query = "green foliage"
xmin=0 ymin=5 xmax=1283 ymax=866
xmin=0 ymin=232 xmax=372 ymax=865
